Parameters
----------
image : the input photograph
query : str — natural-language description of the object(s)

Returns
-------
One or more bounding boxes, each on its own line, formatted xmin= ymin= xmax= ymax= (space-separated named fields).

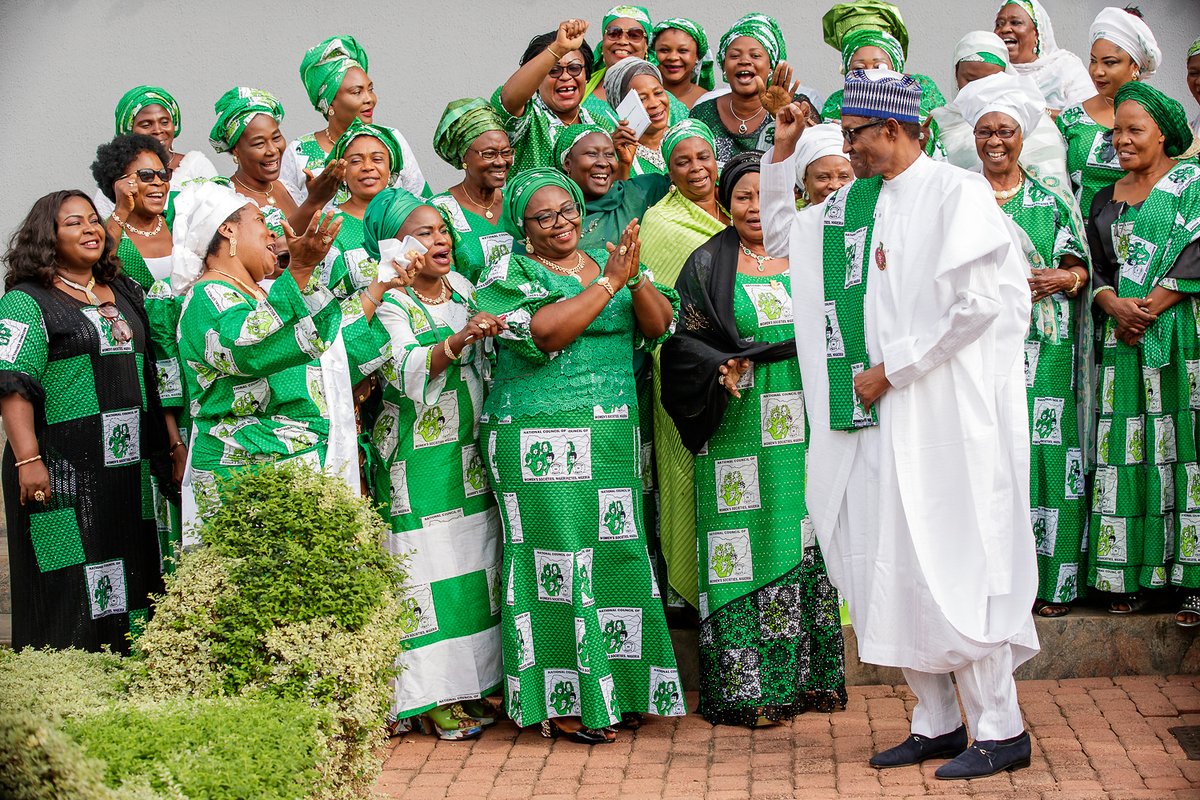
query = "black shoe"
xmin=869 ymin=725 xmax=968 ymax=768
xmin=935 ymin=731 xmax=1032 ymax=780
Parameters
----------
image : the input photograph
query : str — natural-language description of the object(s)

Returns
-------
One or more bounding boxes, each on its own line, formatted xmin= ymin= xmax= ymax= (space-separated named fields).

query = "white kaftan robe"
xmin=761 ymin=148 xmax=1040 ymax=675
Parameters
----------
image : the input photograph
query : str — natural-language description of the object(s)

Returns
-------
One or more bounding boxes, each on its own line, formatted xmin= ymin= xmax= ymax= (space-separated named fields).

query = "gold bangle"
xmin=169 ymin=441 xmax=185 ymax=453
xmin=594 ymin=277 xmax=615 ymax=298
xmin=443 ymin=337 xmax=462 ymax=362
xmin=15 ymin=454 xmax=41 ymax=467
xmin=546 ymin=46 xmax=565 ymax=61
xmin=1069 ymin=271 xmax=1083 ymax=295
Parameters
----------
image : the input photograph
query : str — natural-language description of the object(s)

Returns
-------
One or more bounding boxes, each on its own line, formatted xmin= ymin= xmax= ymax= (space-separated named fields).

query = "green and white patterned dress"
xmin=1057 ymin=104 xmax=1124 ymax=219
xmin=474 ymin=251 xmax=684 ymax=730
xmin=692 ymin=272 xmax=846 ymax=724
xmin=430 ymin=193 xmax=514 ymax=284
xmin=1088 ymin=162 xmax=1200 ymax=594
xmin=370 ymin=271 xmax=502 ymax=720
xmin=280 ymin=126 xmax=430 ymax=206
xmin=1001 ymin=176 xmax=1089 ymax=604
xmin=490 ymin=88 xmax=618 ymax=177
xmin=316 ymin=212 xmax=376 ymax=299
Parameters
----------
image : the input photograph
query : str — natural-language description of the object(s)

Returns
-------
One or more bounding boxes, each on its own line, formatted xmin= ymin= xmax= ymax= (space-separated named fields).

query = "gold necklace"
xmin=462 ymin=184 xmax=499 ymax=220
xmin=728 ymin=96 xmax=765 ymax=135
xmin=321 ymin=125 xmax=337 ymax=148
xmin=739 ymin=242 xmax=776 ymax=272
xmin=233 ymin=174 xmax=278 ymax=207
xmin=118 ymin=214 xmax=164 ymax=238
xmin=992 ymin=175 xmax=1024 ymax=202
xmin=411 ymin=278 xmax=450 ymax=305
xmin=207 ymin=268 xmax=266 ymax=300
xmin=534 ymin=252 xmax=586 ymax=284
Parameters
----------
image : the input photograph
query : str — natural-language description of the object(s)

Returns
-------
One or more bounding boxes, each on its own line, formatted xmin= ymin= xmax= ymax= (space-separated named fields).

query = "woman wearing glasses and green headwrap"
xmin=281 ymin=35 xmax=428 ymax=208
xmin=93 ymin=85 xmax=218 ymax=221
xmin=586 ymin=4 xmax=652 ymax=103
xmin=430 ymin=99 xmax=515 ymax=284
xmin=361 ymin=187 xmax=507 ymax=741
xmin=1085 ymin=83 xmax=1200 ymax=626
xmin=819 ymin=1 xmax=947 ymax=159
xmin=475 ymin=168 xmax=682 ymax=743
xmin=652 ymin=18 xmax=715 ymax=109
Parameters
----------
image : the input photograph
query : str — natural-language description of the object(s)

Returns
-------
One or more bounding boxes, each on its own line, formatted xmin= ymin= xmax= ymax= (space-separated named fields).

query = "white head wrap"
xmin=170 ymin=181 xmax=252 ymax=295
xmin=997 ymin=0 xmax=1094 ymax=111
xmin=953 ymin=71 xmax=1046 ymax=136
xmin=1089 ymin=7 xmax=1161 ymax=80
xmin=953 ymin=30 xmax=1016 ymax=75
xmin=794 ymin=123 xmax=849 ymax=188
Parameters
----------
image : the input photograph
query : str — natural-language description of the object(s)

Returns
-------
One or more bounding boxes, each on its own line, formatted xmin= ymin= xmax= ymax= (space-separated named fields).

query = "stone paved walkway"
xmin=377 ymin=675 xmax=1200 ymax=799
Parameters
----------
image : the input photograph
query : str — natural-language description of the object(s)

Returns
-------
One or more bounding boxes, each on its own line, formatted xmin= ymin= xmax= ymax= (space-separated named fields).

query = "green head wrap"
xmin=652 ymin=18 xmax=716 ymax=91
xmin=717 ymin=13 xmax=787 ymax=73
xmin=433 ymin=98 xmax=506 ymax=167
xmin=502 ymin=168 xmax=586 ymax=241
xmin=660 ymin=119 xmax=716 ymax=165
xmin=553 ymin=123 xmax=611 ymax=170
xmin=299 ymin=35 xmax=369 ymax=115
xmin=363 ymin=187 xmax=430 ymax=261
xmin=1115 ymin=82 xmax=1195 ymax=158
xmin=208 ymin=87 xmax=284 ymax=154
xmin=1189 ymin=36 xmax=1200 ymax=59
xmin=329 ymin=120 xmax=403 ymax=177
xmin=115 ymin=86 xmax=181 ymax=136
xmin=822 ymin=1 xmax=909 ymax=60
xmin=596 ymin=5 xmax=654 ymax=67
xmin=840 ymin=29 xmax=906 ymax=73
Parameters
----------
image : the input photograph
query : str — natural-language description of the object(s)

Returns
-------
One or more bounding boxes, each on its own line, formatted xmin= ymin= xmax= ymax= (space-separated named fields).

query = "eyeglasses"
xmin=121 ymin=168 xmax=173 ymax=183
xmin=548 ymin=62 xmax=586 ymax=78
xmin=525 ymin=203 xmax=581 ymax=229
xmin=605 ymin=25 xmax=646 ymax=42
xmin=471 ymin=147 xmax=515 ymax=161
xmin=841 ymin=119 xmax=887 ymax=145
xmin=97 ymin=302 xmax=132 ymax=343
xmin=973 ymin=127 xmax=1018 ymax=140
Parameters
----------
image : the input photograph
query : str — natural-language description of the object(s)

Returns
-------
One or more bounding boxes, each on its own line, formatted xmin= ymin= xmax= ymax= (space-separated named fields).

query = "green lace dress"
xmin=430 ymin=193 xmax=514 ymax=284
xmin=490 ymin=87 xmax=618 ymax=177
xmin=369 ymin=271 xmax=501 ymax=721
xmin=1000 ymin=176 xmax=1089 ymax=604
xmin=1057 ymin=104 xmax=1124 ymax=219
xmin=692 ymin=272 xmax=846 ymax=724
xmin=474 ymin=251 xmax=684 ymax=730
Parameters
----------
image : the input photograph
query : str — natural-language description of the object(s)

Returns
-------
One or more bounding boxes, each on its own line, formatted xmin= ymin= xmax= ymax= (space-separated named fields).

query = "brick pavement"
xmin=376 ymin=675 xmax=1200 ymax=799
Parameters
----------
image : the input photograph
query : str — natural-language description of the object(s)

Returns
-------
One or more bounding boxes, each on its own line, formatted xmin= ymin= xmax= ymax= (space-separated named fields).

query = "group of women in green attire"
xmin=4 ymin=0 xmax=1200 ymax=753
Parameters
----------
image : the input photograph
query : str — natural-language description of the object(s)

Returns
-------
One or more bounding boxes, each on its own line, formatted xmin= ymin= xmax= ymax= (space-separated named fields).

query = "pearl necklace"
xmin=117 ymin=214 xmax=164 ymax=238
xmin=992 ymin=175 xmax=1024 ymax=202
xmin=534 ymin=252 xmax=585 ymax=283
xmin=739 ymin=242 xmax=777 ymax=272
xmin=411 ymin=278 xmax=450 ymax=305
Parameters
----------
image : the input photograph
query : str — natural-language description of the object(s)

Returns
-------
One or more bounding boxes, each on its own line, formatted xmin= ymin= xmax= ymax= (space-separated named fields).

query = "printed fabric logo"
xmin=534 ymin=550 xmax=574 ymax=604
xmin=85 ymin=559 xmax=128 ymax=620
xmin=544 ymin=669 xmax=582 ymax=716
xmin=0 ymin=318 xmax=29 ymax=363
xmin=414 ymin=391 xmax=460 ymax=449
xmin=598 ymin=488 xmax=637 ymax=540
xmin=519 ymin=428 xmax=592 ymax=483
xmin=598 ymin=607 xmax=643 ymax=660
xmin=397 ymin=583 xmax=439 ymax=640
xmin=101 ymin=409 xmax=141 ymax=467
xmin=648 ymin=667 xmax=685 ymax=716
xmin=707 ymin=528 xmax=753 ymax=585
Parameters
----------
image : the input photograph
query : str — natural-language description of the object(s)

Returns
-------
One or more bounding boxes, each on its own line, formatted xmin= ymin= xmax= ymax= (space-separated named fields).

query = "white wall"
xmin=0 ymin=0 xmax=1196 ymax=246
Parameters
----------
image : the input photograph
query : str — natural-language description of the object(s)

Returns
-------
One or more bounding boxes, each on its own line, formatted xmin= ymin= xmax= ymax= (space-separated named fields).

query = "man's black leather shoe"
xmin=869 ymin=725 xmax=969 ymax=768
xmin=934 ymin=731 xmax=1032 ymax=780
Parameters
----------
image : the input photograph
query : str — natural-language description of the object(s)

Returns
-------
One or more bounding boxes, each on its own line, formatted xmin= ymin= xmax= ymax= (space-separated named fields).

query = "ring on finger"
xmin=34 ymin=490 xmax=46 ymax=503
xmin=322 ymin=235 xmax=333 ymax=245
xmin=618 ymin=245 xmax=628 ymax=256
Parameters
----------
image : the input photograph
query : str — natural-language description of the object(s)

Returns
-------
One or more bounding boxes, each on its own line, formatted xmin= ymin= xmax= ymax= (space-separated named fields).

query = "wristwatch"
xmin=594 ymin=276 xmax=616 ymax=299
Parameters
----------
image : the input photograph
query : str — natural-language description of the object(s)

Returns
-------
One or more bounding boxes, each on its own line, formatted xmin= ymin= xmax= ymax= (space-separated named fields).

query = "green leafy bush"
xmin=135 ymin=461 xmax=407 ymax=799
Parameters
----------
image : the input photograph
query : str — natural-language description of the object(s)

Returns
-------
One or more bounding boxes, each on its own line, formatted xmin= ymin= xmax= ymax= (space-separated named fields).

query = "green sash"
xmin=1116 ymin=161 xmax=1200 ymax=369
xmin=822 ymin=176 xmax=884 ymax=431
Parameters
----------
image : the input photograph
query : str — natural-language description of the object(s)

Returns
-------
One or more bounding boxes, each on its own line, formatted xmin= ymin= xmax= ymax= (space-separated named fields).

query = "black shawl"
xmin=660 ymin=226 xmax=797 ymax=454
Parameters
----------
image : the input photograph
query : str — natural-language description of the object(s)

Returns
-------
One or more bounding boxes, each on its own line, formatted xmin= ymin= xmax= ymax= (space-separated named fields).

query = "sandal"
xmin=540 ymin=718 xmax=616 ymax=744
xmin=1108 ymin=592 xmax=1148 ymax=614
xmin=1176 ymin=594 xmax=1200 ymax=628
xmin=1033 ymin=599 xmax=1071 ymax=618
xmin=419 ymin=703 xmax=484 ymax=741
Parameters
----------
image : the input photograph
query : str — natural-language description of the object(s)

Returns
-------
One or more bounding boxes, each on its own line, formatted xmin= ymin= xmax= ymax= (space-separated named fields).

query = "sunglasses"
xmin=605 ymin=25 xmax=646 ymax=41
xmin=548 ymin=62 xmax=586 ymax=79
xmin=122 ymin=168 xmax=173 ymax=183
xmin=97 ymin=302 xmax=132 ymax=344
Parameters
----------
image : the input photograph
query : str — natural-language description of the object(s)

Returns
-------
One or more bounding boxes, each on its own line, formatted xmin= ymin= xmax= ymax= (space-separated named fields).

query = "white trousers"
xmin=902 ymin=642 xmax=1024 ymax=741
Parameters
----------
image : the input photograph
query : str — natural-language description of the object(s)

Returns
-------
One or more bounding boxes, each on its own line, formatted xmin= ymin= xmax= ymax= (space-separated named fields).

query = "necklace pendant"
xmin=874 ymin=244 xmax=887 ymax=271
xmin=756 ymin=261 xmax=765 ymax=273
xmin=485 ymin=210 xmax=494 ymax=220
xmin=738 ymin=123 xmax=748 ymax=134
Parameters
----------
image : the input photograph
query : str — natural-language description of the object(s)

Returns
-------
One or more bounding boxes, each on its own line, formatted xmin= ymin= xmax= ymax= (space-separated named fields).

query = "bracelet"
xmin=15 ymin=454 xmax=41 ymax=467
xmin=361 ymin=289 xmax=381 ymax=309
xmin=1092 ymin=285 xmax=1116 ymax=301
xmin=443 ymin=337 xmax=462 ymax=362
xmin=628 ymin=274 xmax=646 ymax=293
xmin=546 ymin=46 xmax=566 ymax=61
xmin=170 ymin=441 xmax=186 ymax=453
xmin=594 ymin=277 xmax=615 ymax=298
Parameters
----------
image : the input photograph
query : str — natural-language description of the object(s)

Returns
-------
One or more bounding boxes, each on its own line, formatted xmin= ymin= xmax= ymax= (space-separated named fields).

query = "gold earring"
xmin=462 ymin=162 xmax=468 ymax=169
xmin=524 ymin=237 xmax=534 ymax=255
xmin=232 ymin=154 xmax=240 ymax=167
xmin=229 ymin=236 xmax=237 ymax=257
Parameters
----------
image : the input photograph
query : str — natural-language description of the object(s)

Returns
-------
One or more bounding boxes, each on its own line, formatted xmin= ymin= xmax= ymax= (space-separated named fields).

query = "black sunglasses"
xmin=122 ymin=168 xmax=173 ymax=183
xmin=548 ymin=62 xmax=586 ymax=78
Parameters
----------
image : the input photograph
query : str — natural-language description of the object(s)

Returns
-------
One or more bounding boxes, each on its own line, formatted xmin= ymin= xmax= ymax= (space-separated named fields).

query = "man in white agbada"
xmin=760 ymin=70 xmax=1039 ymax=780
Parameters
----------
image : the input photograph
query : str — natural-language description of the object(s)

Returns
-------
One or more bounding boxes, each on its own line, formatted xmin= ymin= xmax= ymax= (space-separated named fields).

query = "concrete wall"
xmin=0 ymin=0 xmax=1197 ymax=245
